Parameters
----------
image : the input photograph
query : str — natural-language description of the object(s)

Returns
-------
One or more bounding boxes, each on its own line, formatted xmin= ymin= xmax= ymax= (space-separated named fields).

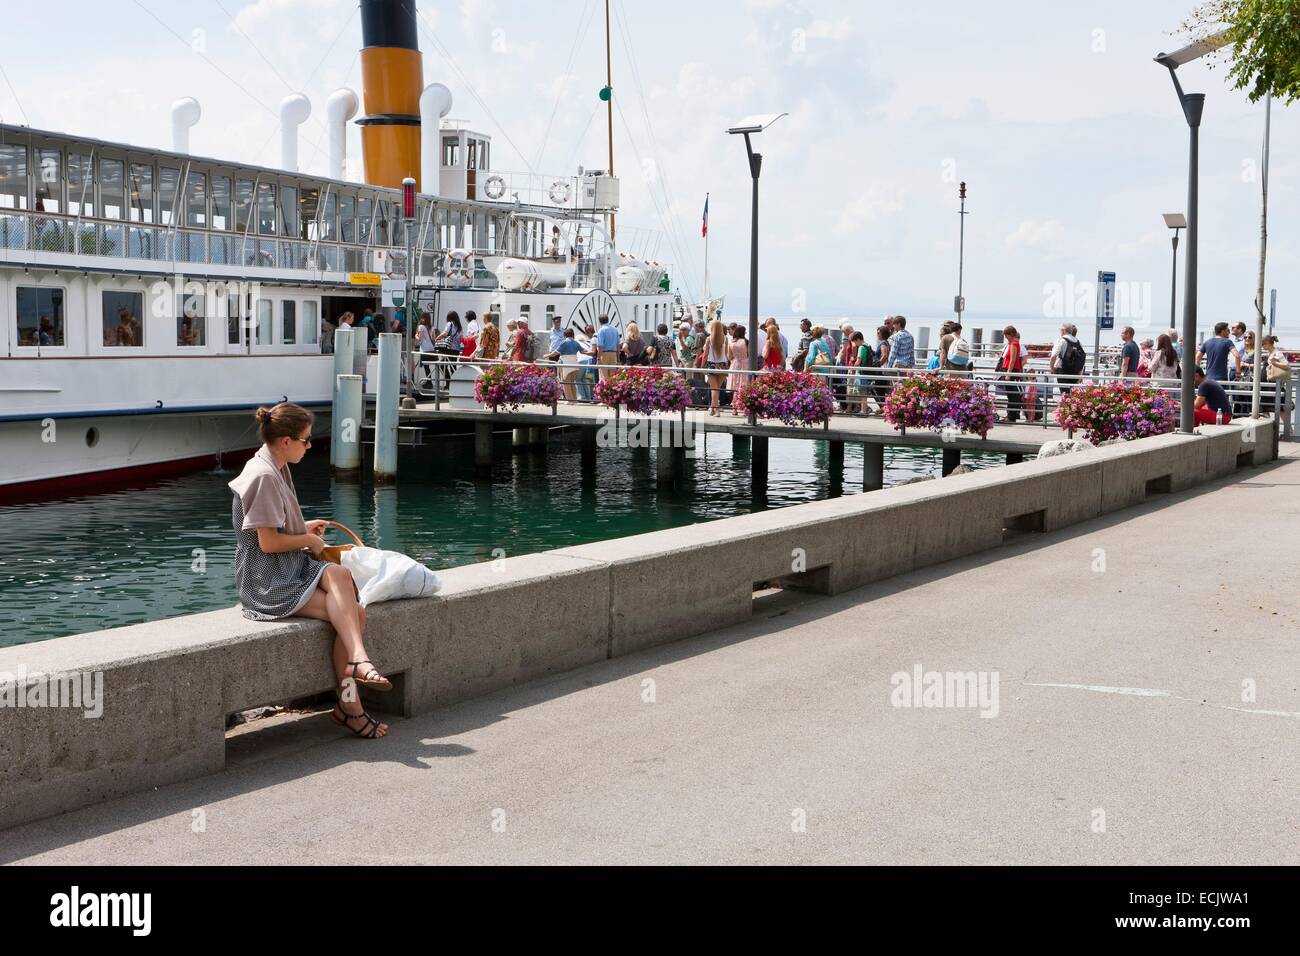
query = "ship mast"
xmin=604 ymin=0 xmax=615 ymax=247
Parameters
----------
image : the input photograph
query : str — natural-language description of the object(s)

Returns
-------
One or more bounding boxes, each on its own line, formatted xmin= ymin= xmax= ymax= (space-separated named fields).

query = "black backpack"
xmin=1060 ymin=338 xmax=1087 ymax=376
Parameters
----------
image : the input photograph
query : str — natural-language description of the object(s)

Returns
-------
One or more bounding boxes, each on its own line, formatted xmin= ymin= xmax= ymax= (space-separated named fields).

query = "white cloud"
xmin=807 ymin=18 xmax=852 ymax=40
xmin=1004 ymin=219 xmax=1067 ymax=250
xmin=833 ymin=182 xmax=906 ymax=237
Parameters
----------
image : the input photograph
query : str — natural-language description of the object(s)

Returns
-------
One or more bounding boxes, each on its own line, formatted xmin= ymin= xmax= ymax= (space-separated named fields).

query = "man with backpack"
xmin=1051 ymin=322 xmax=1086 ymax=396
xmin=512 ymin=318 xmax=536 ymax=363
xmin=945 ymin=322 xmax=972 ymax=374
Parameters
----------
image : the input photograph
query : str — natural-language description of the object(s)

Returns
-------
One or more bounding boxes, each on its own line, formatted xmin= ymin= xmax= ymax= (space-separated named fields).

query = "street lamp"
xmin=728 ymin=112 xmax=787 ymax=424
xmin=1161 ymin=212 xmax=1185 ymax=332
xmin=1154 ymin=31 xmax=1228 ymax=433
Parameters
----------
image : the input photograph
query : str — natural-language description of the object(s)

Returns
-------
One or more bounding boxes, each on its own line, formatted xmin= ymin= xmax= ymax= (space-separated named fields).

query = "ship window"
xmin=176 ymin=292 xmax=206 ymax=346
xmin=442 ymin=137 xmax=459 ymax=168
xmin=256 ymin=182 xmax=276 ymax=234
xmin=281 ymin=299 xmax=296 ymax=344
xmin=435 ymin=205 xmax=448 ymax=249
xmin=35 ymin=148 xmax=61 ymax=214
xmin=234 ymin=178 xmax=254 ymax=232
xmin=68 ymin=152 xmax=93 ymax=217
xmin=100 ymin=159 xmax=125 ymax=219
xmin=158 ymin=166 xmax=181 ymax=226
xmin=210 ymin=176 xmax=231 ymax=230
xmin=302 ymin=300 xmax=319 ymax=346
xmin=102 ymin=290 xmax=144 ymax=348
xmin=15 ymin=286 xmax=64 ymax=347
xmin=299 ymin=187 xmax=319 ymax=240
xmin=185 ymin=171 xmax=207 ymax=228
xmin=255 ymin=298 xmax=273 ymax=344
xmin=0 ymin=145 xmax=28 ymax=210
xmin=466 ymin=140 xmax=477 ymax=171
xmin=129 ymin=163 xmax=154 ymax=223
xmin=278 ymin=184 xmax=298 ymax=237
xmin=373 ymin=200 xmax=388 ymax=246
xmin=357 ymin=197 xmax=372 ymax=243
xmin=227 ymin=292 xmax=242 ymax=345
xmin=320 ymin=191 xmax=338 ymax=242
xmin=339 ymin=193 xmax=355 ymax=243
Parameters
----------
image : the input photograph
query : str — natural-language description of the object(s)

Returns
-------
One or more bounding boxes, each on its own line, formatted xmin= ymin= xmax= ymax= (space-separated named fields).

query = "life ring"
xmin=548 ymin=180 xmax=571 ymax=205
xmin=483 ymin=174 xmax=506 ymax=200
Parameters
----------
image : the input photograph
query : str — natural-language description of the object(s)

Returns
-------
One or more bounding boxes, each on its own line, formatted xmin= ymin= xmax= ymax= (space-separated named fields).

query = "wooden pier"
xmin=398 ymin=402 xmax=1069 ymax=490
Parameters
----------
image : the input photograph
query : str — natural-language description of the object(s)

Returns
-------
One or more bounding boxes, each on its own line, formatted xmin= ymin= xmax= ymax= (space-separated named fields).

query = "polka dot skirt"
xmin=232 ymin=495 xmax=329 ymax=621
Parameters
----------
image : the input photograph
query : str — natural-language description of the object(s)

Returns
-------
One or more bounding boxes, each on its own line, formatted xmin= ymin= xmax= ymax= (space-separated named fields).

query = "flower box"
xmin=594 ymin=367 xmax=692 ymax=415
xmin=474 ymin=362 xmax=561 ymax=411
xmin=1055 ymin=382 xmax=1178 ymax=444
xmin=733 ymin=369 xmax=836 ymax=426
xmin=883 ymin=375 xmax=997 ymax=439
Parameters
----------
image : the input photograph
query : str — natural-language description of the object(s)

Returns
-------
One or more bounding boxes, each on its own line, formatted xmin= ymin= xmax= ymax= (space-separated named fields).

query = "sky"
xmin=0 ymin=0 xmax=1292 ymax=338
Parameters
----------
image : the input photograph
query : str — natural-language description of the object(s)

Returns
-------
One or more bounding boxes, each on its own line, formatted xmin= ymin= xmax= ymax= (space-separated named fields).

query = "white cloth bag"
xmin=340 ymin=547 xmax=441 ymax=606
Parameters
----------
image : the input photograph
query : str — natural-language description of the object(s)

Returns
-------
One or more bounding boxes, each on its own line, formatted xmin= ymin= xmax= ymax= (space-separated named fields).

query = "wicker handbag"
xmin=320 ymin=521 xmax=363 ymax=565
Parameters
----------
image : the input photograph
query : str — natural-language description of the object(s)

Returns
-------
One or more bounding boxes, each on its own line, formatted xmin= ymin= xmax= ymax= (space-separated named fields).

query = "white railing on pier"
xmin=398 ymin=353 xmax=1295 ymax=439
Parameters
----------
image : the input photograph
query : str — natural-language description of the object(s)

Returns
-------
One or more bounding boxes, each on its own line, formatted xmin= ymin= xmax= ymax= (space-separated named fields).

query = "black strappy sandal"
xmin=343 ymin=659 xmax=392 ymax=691
xmin=332 ymin=704 xmax=385 ymax=738
xmin=332 ymin=678 xmax=386 ymax=738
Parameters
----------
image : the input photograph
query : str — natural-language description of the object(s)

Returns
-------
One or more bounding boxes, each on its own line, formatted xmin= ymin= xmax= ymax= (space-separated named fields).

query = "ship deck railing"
xmin=0 ymin=208 xmax=640 ymax=290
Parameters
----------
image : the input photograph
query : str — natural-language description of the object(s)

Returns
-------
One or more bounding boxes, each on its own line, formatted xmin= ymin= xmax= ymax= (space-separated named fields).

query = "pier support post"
xmin=732 ymin=434 xmax=751 ymax=454
xmin=581 ymin=425 xmax=598 ymax=482
xmin=1006 ymin=452 xmax=1024 ymax=465
xmin=829 ymin=440 xmax=845 ymax=467
xmin=330 ymin=327 xmax=355 ymax=468
xmin=374 ymin=333 xmax=400 ymax=483
xmin=512 ymin=428 xmax=528 ymax=449
xmin=942 ymin=447 xmax=961 ymax=476
xmin=333 ymin=374 xmax=362 ymax=479
xmin=863 ymin=442 xmax=884 ymax=491
xmin=529 ymin=426 xmax=547 ymax=449
xmin=656 ymin=443 xmax=679 ymax=488
xmin=475 ymin=421 xmax=494 ymax=477
xmin=751 ymin=435 xmax=769 ymax=488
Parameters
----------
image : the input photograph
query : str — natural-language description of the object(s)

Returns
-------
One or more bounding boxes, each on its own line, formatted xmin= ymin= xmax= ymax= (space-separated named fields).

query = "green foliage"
xmin=1182 ymin=0 xmax=1300 ymax=103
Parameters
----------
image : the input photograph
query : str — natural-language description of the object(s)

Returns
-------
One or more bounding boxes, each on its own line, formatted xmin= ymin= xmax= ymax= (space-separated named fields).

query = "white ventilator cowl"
xmin=170 ymin=98 xmax=201 ymax=153
xmin=279 ymin=93 xmax=312 ymax=173
xmin=419 ymin=83 xmax=454 ymax=191
xmin=326 ymin=88 xmax=359 ymax=181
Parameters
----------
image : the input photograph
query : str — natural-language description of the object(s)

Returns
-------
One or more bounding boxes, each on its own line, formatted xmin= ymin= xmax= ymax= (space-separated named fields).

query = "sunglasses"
xmin=290 ymin=435 xmax=312 ymax=446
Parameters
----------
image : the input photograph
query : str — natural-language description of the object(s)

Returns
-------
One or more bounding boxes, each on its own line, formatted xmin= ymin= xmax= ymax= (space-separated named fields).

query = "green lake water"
xmin=0 ymin=431 xmax=1010 ymax=647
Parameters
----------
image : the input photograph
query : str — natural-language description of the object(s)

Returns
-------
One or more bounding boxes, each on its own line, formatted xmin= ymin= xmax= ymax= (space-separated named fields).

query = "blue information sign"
xmin=1096 ymin=271 xmax=1116 ymax=331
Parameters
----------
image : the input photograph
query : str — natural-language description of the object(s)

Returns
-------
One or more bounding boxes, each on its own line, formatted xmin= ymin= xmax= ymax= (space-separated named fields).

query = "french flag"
xmin=702 ymin=194 xmax=709 ymax=238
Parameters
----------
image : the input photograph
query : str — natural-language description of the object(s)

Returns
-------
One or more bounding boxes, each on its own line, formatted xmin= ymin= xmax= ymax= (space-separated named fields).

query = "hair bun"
xmin=255 ymin=407 xmax=271 ymax=424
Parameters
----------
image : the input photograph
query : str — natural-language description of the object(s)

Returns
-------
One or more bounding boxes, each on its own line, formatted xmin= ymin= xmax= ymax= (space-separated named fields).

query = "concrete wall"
xmin=0 ymin=418 xmax=1277 ymax=831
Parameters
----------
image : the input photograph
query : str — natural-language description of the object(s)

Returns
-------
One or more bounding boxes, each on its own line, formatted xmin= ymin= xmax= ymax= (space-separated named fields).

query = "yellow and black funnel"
xmin=358 ymin=0 xmax=424 ymax=189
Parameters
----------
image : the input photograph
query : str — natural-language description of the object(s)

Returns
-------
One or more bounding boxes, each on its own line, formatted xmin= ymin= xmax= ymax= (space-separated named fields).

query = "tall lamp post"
xmin=1161 ymin=213 xmax=1185 ymax=333
xmin=1251 ymin=92 xmax=1271 ymax=418
xmin=401 ymin=176 xmax=417 ymax=408
xmin=1154 ymin=32 xmax=1228 ymax=434
xmin=728 ymin=112 xmax=787 ymax=426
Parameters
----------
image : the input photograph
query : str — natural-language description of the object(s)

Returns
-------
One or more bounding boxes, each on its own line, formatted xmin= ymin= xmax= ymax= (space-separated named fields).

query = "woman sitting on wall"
xmin=228 ymin=403 xmax=391 ymax=739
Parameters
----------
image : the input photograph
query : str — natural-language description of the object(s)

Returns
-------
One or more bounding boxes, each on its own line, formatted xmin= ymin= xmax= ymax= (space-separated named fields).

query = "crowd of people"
xmin=322 ymin=304 xmax=1294 ymax=423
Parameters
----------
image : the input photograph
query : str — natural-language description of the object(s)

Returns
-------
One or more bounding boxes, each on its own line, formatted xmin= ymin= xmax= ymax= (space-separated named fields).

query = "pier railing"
xmin=406 ymin=352 xmax=1293 ymax=437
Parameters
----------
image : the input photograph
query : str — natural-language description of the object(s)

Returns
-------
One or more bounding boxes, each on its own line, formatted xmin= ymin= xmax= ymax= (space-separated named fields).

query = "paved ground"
xmin=4 ymin=446 xmax=1297 ymax=865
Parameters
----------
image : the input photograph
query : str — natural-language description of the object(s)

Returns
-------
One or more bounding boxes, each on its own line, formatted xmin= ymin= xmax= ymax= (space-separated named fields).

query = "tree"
xmin=1180 ymin=1 xmax=1300 ymax=102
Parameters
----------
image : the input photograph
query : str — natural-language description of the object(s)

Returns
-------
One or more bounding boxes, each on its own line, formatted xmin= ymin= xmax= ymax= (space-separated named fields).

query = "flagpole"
xmin=704 ymin=193 xmax=710 ymax=302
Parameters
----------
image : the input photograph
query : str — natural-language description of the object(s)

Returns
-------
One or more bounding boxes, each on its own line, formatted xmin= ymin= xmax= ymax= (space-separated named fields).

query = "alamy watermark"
xmin=0 ymin=665 xmax=104 ymax=718
xmin=596 ymin=412 xmax=701 ymax=457
xmin=890 ymin=664 xmax=1000 ymax=718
